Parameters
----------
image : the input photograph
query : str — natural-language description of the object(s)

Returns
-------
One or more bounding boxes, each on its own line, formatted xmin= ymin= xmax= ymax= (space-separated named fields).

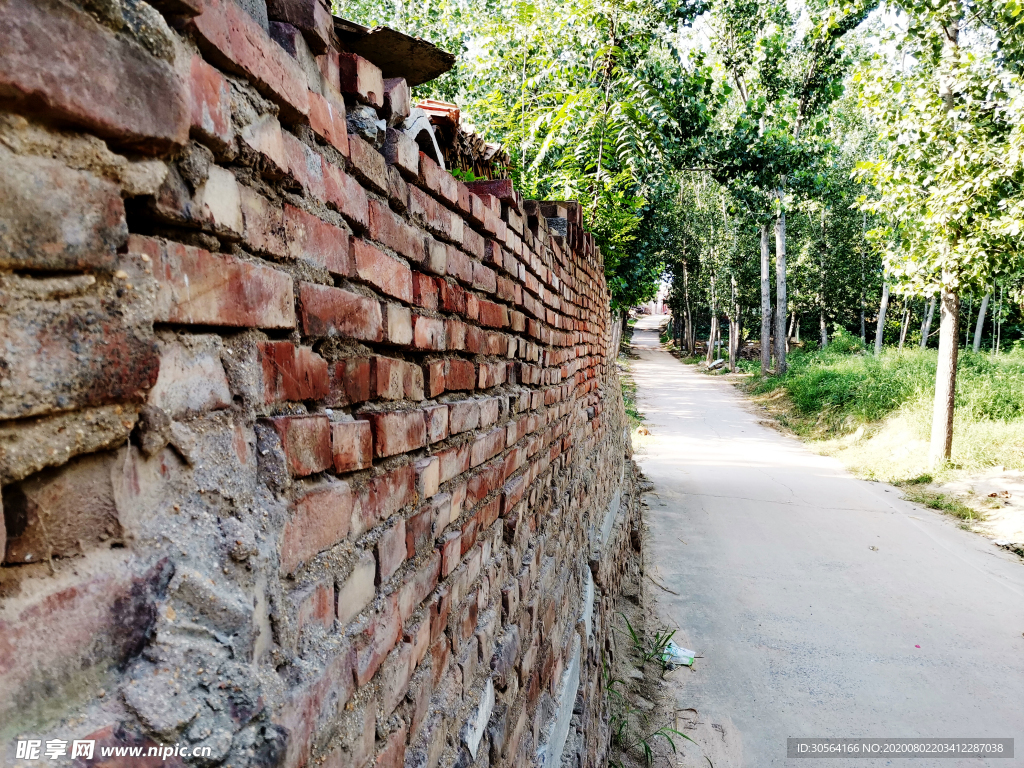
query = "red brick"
xmin=339 ymin=53 xmax=384 ymax=107
xmin=405 ymin=506 xmax=432 ymax=560
xmin=329 ymin=357 xmax=371 ymax=406
xmin=479 ymin=496 xmax=501 ymax=529
xmin=323 ymin=159 xmax=369 ymax=228
xmin=437 ymin=443 xmax=471 ymax=485
xmin=240 ymin=114 xmax=289 ymax=176
xmin=0 ymin=0 xmax=188 ymax=152
xmin=240 ymin=185 xmax=288 ymax=258
xmin=385 ymin=303 xmax=413 ymax=346
xmin=473 ymin=262 xmax=497 ymax=293
xmin=356 ymin=464 xmax=416 ymax=533
xmin=0 ymin=149 xmax=126 ymax=271
xmin=448 ymin=400 xmax=481 ymax=435
xmin=478 ymin=361 xmax=508 ymax=389
xmin=479 ymin=299 xmax=510 ymax=328
xmin=382 ymin=128 xmax=419 ymax=179
xmin=348 ymin=133 xmax=389 ymax=195
xmin=463 ymin=227 xmax=485 ymax=259
xmin=437 ymin=279 xmax=467 ymax=314
xmin=356 ymin=593 xmax=402 ymax=685
xmin=387 ymin=164 xmax=410 ymax=211
xmin=190 ymin=0 xmax=310 ymax=120
xmin=415 ymin=456 xmax=440 ymax=499
xmin=276 ymin=645 xmax=357 ymax=768
xmin=367 ymin=410 xmax=427 ymax=458
xmin=379 ymin=644 xmax=414 ymax=717
xmin=423 ymin=405 xmax=449 ymax=444
xmin=412 ymin=315 xmax=446 ymax=350
xmin=418 ymin=152 xmax=458 ymax=204
xmin=267 ymin=414 xmax=333 ymax=477
xmin=425 ymin=238 xmax=449 ymax=275
xmin=295 ymin=580 xmax=335 ymax=634
xmin=308 ymin=85 xmax=350 ymax=155
xmin=409 ymin=186 xmax=461 ymax=242
xmin=424 ymin=360 xmax=445 ymax=397
xmin=466 ymin=465 xmax=500 ymax=510
xmin=319 ymin=49 xmax=341 ymax=91
xmin=283 ymin=481 xmax=354 ymax=572
xmin=446 ymin=248 xmax=474 ymax=286
xmin=331 ymin=420 xmax=373 ymax=473
xmin=446 ymin=359 xmax=476 ymax=391
xmin=376 ymin=519 xmax=408 ymax=584
xmin=447 ymin=318 xmax=468 ymax=351
xmin=284 ymin=205 xmax=350 ymax=274
xmin=353 ymin=238 xmax=414 ymax=301
xmin=471 ymin=427 xmax=506 ymax=467
xmin=266 ymin=0 xmax=332 ymax=53
xmin=439 ymin=531 xmax=462 ymax=577
xmin=375 ymin=723 xmax=407 ymax=768
xmin=299 ymin=282 xmax=383 ymax=342
xmin=368 ymin=199 xmax=426 ymax=264
xmin=412 ymin=272 xmax=439 ymax=310
xmin=257 ymin=341 xmax=329 ymax=403
xmin=282 ymin=131 xmax=326 ymax=199
xmin=134 ymin=235 xmax=295 ymax=329
xmin=189 ymin=55 xmax=233 ymax=153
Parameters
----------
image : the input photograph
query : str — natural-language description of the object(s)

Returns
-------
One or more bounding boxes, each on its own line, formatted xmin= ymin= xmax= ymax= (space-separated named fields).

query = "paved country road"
xmin=627 ymin=318 xmax=1024 ymax=768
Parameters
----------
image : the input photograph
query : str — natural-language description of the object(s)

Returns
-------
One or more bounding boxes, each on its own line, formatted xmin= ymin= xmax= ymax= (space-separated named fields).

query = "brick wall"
xmin=0 ymin=1 xmax=637 ymax=766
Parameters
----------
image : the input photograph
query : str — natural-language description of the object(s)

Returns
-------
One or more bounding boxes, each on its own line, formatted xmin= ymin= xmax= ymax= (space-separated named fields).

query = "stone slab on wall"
xmin=0 ymin=1 xmax=635 ymax=766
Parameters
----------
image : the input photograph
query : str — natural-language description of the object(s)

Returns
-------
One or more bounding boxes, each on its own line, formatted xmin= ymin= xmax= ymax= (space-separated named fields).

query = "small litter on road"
xmin=869 ymin=546 xmax=879 ymax=551
xmin=662 ymin=641 xmax=696 ymax=667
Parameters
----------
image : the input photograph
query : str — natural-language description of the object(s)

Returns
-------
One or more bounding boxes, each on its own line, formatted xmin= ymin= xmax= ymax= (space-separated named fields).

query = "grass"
xmin=619 ymin=360 xmax=645 ymax=431
xmin=894 ymin=474 xmax=980 ymax=521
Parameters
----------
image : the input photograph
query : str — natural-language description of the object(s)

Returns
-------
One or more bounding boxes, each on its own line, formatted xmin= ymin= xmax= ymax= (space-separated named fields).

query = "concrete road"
xmin=629 ymin=325 xmax=1024 ymax=768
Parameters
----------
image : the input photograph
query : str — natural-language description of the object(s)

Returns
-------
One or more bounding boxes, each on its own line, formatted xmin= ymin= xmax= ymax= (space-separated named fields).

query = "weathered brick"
xmin=284 ymin=205 xmax=350 ymax=274
xmin=437 ymin=444 xmax=471 ymax=484
xmin=439 ymin=531 xmax=462 ymax=577
xmin=415 ymin=457 xmax=440 ymax=499
xmin=424 ymin=361 xmax=446 ymax=397
xmin=0 ymin=295 xmax=159 ymax=421
xmin=449 ymin=400 xmax=481 ymax=435
xmin=323 ymin=159 xmax=369 ymax=228
xmin=371 ymin=357 xmax=424 ymax=401
xmin=266 ymin=0 xmax=333 ymax=53
xmin=190 ymin=0 xmax=310 ymax=120
xmin=266 ymin=415 xmax=333 ymax=477
xmin=376 ymin=518 xmax=407 ymax=583
xmin=2 ymin=451 xmax=120 ymax=564
xmin=382 ymin=127 xmax=419 ymax=179
xmin=0 ymin=147 xmax=126 ymax=271
xmin=418 ymin=152 xmax=458 ymax=205
xmin=295 ymin=580 xmax=335 ymax=634
xmin=134 ymin=235 xmax=296 ymax=329
xmin=190 ymin=55 xmax=234 ymax=153
xmin=473 ymin=262 xmax=497 ymax=293
xmin=479 ymin=299 xmax=510 ymax=328
xmin=331 ymin=420 xmax=373 ymax=473
xmin=375 ymin=722 xmax=408 ymax=768
xmin=412 ymin=272 xmax=439 ymax=310
xmin=240 ymin=185 xmax=288 ymax=258
xmin=240 ymin=114 xmax=289 ymax=176
xmin=282 ymin=131 xmax=326 ymax=199
xmin=367 ymin=410 xmax=427 ymax=458
xmin=0 ymin=0 xmax=189 ymax=151
xmin=308 ymin=87 xmax=350 ymax=155
xmin=329 ymin=357 xmax=371 ymax=406
xmin=299 ymin=282 xmax=383 ymax=342
xmin=378 ymin=644 xmax=414 ymax=718
xmin=353 ymin=238 xmax=414 ymax=302
xmin=385 ymin=303 xmax=414 ymax=346
xmin=339 ymin=53 xmax=384 ymax=107
xmin=338 ymin=552 xmax=376 ymax=626
xmin=471 ymin=428 xmax=506 ymax=467
xmin=412 ymin=315 xmax=446 ymax=351
xmin=356 ymin=593 xmax=402 ymax=685
xmin=368 ymin=199 xmax=426 ymax=264
xmin=257 ymin=341 xmax=329 ymax=403
xmin=423 ymin=405 xmax=449 ymax=444
xmin=356 ymin=464 xmax=416 ymax=532
xmin=348 ymin=133 xmax=389 ymax=195
xmin=446 ymin=360 xmax=476 ymax=391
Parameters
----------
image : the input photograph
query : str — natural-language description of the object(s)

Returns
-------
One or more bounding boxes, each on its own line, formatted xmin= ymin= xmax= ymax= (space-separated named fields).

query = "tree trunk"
xmin=706 ymin=273 xmax=717 ymax=364
xmin=820 ymin=311 xmax=828 ymax=348
xmin=898 ymin=303 xmax=911 ymax=352
xmin=760 ymin=224 xmax=771 ymax=375
xmin=972 ymin=291 xmax=991 ymax=353
xmin=683 ymin=264 xmax=694 ymax=355
xmin=874 ymin=282 xmax=890 ymax=355
xmin=920 ymin=296 xmax=936 ymax=348
xmin=860 ymin=212 xmax=867 ymax=343
xmin=774 ymin=208 xmax=788 ymax=374
xmin=995 ymin=283 xmax=1003 ymax=353
xmin=929 ymin=285 xmax=961 ymax=467
xmin=729 ymin=274 xmax=740 ymax=371
xmin=819 ymin=207 xmax=828 ymax=349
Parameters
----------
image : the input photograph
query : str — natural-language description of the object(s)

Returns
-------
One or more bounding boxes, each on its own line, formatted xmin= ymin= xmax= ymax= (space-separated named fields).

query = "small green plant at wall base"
xmin=621 ymin=615 xmax=676 ymax=668
xmin=449 ymin=168 xmax=485 ymax=182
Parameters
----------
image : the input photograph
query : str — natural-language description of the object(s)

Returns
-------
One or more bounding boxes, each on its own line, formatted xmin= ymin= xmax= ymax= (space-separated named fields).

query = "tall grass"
xmin=743 ymin=328 xmax=1024 ymax=477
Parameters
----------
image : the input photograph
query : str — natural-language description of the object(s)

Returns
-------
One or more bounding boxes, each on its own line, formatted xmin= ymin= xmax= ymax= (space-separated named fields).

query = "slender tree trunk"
xmin=794 ymin=315 xmax=800 ymax=344
xmin=874 ymin=282 xmax=890 ymax=355
xmin=729 ymin=274 xmax=740 ymax=371
xmin=860 ymin=308 xmax=866 ymax=344
xmin=760 ymin=224 xmax=772 ymax=374
xmin=774 ymin=208 xmax=788 ymax=373
xmin=706 ymin=273 xmax=717 ymax=364
xmin=820 ymin=311 xmax=828 ymax=348
xmin=683 ymin=264 xmax=694 ymax=355
xmin=929 ymin=284 xmax=961 ymax=467
xmin=860 ymin=212 xmax=867 ymax=343
xmin=972 ymin=291 xmax=991 ymax=353
xmin=898 ymin=303 xmax=911 ymax=352
xmin=920 ymin=296 xmax=936 ymax=348
xmin=995 ymin=283 xmax=1003 ymax=354
xmin=819 ymin=207 xmax=828 ymax=348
